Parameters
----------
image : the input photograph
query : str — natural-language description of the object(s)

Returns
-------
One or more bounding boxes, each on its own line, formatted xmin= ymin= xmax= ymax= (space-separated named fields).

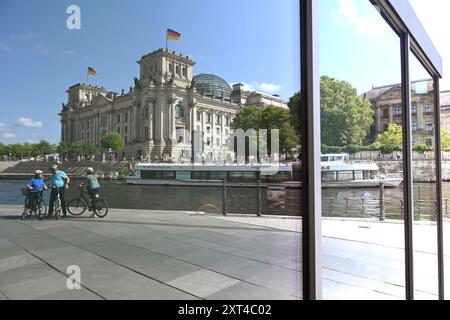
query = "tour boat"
xmin=321 ymin=154 xmax=403 ymax=188
xmin=125 ymin=155 xmax=403 ymax=188
xmin=125 ymin=163 xmax=299 ymax=188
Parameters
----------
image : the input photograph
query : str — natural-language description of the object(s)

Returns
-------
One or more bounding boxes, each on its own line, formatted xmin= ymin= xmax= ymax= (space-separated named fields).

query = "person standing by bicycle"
xmin=23 ymin=170 xmax=48 ymax=220
xmin=80 ymin=167 xmax=101 ymax=218
xmin=47 ymin=164 xmax=70 ymax=218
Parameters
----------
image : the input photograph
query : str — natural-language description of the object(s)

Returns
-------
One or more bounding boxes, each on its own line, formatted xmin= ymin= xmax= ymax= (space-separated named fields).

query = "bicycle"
xmin=49 ymin=186 xmax=63 ymax=220
xmin=22 ymin=189 xmax=47 ymax=221
xmin=67 ymin=187 xmax=109 ymax=218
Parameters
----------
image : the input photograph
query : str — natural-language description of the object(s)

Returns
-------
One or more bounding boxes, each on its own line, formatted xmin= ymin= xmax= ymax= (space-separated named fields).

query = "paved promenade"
xmin=0 ymin=205 xmax=448 ymax=300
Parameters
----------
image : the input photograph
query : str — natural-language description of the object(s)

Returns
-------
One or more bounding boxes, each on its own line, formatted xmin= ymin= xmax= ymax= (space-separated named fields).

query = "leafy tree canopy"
xmin=321 ymin=76 xmax=374 ymax=147
xmin=101 ymin=132 xmax=125 ymax=152
xmin=231 ymin=106 xmax=299 ymax=154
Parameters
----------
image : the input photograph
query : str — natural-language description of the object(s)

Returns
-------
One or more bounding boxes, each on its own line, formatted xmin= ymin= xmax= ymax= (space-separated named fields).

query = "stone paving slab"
xmin=167 ymin=269 xmax=240 ymax=298
xmin=0 ymin=205 xmax=446 ymax=300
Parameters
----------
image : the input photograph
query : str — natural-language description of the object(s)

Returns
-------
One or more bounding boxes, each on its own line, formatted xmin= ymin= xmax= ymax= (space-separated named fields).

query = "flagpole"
xmin=166 ymin=29 xmax=168 ymax=51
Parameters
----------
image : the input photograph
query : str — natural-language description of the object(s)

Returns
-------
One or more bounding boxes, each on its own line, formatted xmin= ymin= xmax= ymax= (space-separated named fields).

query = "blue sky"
xmin=0 ymin=0 xmax=300 ymax=144
xmin=0 ymin=0 xmax=437 ymax=145
xmin=319 ymin=0 xmax=432 ymax=92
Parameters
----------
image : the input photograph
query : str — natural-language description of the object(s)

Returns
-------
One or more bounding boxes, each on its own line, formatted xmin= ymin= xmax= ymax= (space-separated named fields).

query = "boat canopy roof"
xmin=134 ymin=163 xmax=293 ymax=172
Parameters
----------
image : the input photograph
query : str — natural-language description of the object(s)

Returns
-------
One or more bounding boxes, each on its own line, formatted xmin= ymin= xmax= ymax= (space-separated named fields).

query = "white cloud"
xmin=409 ymin=0 xmax=450 ymax=90
xmin=333 ymin=0 xmax=390 ymax=37
xmin=234 ymin=82 xmax=283 ymax=95
xmin=10 ymin=31 xmax=41 ymax=40
xmin=0 ymin=122 xmax=8 ymax=132
xmin=15 ymin=117 xmax=43 ymax=128
xmin=61 ymin=50 xmax=74 ymax=56
xmin=259 ymin=83 xmax=283 ymax=94
xmin=0 ymin=42 xmax=11 ymax=52
xmin=1 ymin=132 xmax=17 ymax=139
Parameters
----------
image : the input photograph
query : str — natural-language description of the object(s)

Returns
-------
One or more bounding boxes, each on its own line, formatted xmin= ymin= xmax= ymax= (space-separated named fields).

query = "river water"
xmin=0 ymin=179 xmax=447 ymax=217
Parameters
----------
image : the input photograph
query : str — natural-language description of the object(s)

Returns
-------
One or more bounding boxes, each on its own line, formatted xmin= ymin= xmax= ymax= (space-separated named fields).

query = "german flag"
xmin=167 ymin=29 xmax=181 ymax=41
xmin=88 ymin=67 xmax=97 ymax=76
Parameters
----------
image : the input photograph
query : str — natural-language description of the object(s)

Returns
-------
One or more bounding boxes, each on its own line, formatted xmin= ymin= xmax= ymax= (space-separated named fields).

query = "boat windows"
xmin=209 ymin=172 xmax=227 ymax=180
xmin=191 ymin=171 xmax=209 ymax=180
xmin=228 ymin=172 xmax=258 ymax=181
xmin=140 ymin=171 xmax=176 ymax=180
xmin=262 ymin=171 xmax=292 ymax=182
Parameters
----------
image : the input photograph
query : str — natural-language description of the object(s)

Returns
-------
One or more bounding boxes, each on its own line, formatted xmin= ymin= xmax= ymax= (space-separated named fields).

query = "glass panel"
xmin=319 ymin=0 xmax=405 ymax=299
xmin=0 ymin=0 xmax=301 ymax=300
xmin=410 ymin=53 xmax=439 ymax=299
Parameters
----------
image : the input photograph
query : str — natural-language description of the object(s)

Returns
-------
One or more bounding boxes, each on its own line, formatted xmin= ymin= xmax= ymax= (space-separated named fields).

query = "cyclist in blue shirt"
xmin=24 ymin=170 xmax=48 ymax=219
xmin=47 ymin=164 xmax=70 ymax=218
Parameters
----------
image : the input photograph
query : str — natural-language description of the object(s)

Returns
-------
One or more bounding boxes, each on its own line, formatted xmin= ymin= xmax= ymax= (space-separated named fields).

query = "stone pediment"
xmin=376 ymin=86 xmax=402 ymax=102
xmin=90 ymin=94 xmax=112 ymax=109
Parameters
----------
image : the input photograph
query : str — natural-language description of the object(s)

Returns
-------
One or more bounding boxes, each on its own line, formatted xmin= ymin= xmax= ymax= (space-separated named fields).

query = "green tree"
xmin=36 ymin=140 xmax=54 ymax=155
xmin=69 ymin=141 xmax=86 ymax=157
xmin=11 ymin=144 xmax=26 ymax=159
xmin=101 ymin=132 xmax=125 ymax=152
xmin=56 ymin=142 xmax=70 ymax=157
xmin=287 ymin=91 xmax=302 ymax=135
xmin=29 ymin=144 xmax=41 ymax=157
xmin=0 ymin=143 xmax=6 ymax=156
xmin=231 ymin=106 xmax=299 ymax=155
xmin=85 ymin=144 xmax=99 ymax=157
xmin=320 ymin=76 xmax=374 ymax=147
xmin=375 ymin=123 xmax=403 ymax=152
xmin=441 ymin=130 xmax=450 ymax=151
xmin=414 ymin=144 xmax=432 ymax=153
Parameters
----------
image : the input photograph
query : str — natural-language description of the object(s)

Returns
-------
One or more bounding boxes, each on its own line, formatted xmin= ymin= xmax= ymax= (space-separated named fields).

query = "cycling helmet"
xmin=87 ymin=167 xmax=94 ymax=174
xmin=49 ymin=164 xmax=58 ymax=171
xmin=35 ymin=170 xmax=43 ymax=175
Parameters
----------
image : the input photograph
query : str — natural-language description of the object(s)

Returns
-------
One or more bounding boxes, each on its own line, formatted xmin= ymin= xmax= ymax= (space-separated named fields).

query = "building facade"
xmin=59 ymin=48 xmax=288 ymax=161
xmin=364 ymin=80 xmax=440 ymax=148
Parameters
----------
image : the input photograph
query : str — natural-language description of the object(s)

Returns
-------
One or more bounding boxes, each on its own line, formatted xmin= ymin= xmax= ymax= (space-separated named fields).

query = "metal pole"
xmin=401 ymin=32 xmax=414 ymax=300
xmin=300 ymin=0 xmax=322 ymax=300
xmin=222 ymin=179 xmax=227 ymax=216
xmin=257 ymin=180 xmax=262 ymax=217
xmin=433 ymin=76 xmax=445 ymax=299
xmin=380 ymin=182 xmax=386 ymax=221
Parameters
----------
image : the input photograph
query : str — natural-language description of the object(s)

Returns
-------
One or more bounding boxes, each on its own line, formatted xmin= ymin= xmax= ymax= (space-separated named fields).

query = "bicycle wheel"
xmin=24 ymin=198 xmax=33 ymax=217
xmin=54 ymin=198 xmax=61 ymax=220
xmin=94 ymin=199 xmax=108 ymax=218
xmin=37 ymin=199 xmax=47 ymax=220
xmin=67 ymin=199 xmax=87 ymax=216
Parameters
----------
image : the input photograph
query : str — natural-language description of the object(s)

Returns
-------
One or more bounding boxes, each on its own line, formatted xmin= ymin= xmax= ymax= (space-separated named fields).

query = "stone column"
xmin=171 ymin=103 xmax=177 ymax=142
xmin=388 ymin=106 xmax=394 ymax=123
xmin=61 ymin=121 xmax=65 ymax=143
xmin=221 ymin=113 xmax=225 ymax=148
xmin=159 ymin=98 xmax=165 ymax=142
xmin=149 ymin=99 xmax=154 ymax=141
xmin=191 ymin=104 xmax=197 ymax=144
xmin=376 ymin=108 xmax=382 ymax=132
xmin=211 ymin=111 xmax=215 ymax=149
xmin=417 ymin=103 xmax=424 ymax=130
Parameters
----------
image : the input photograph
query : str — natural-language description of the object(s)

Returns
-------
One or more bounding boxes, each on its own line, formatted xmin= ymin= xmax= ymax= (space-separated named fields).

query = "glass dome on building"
xmin=193 ymin=74 xmax=232 ymax=98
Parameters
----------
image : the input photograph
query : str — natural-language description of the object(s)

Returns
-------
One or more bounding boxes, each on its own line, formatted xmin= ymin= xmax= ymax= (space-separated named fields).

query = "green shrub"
xmin=413 ymin=144 xmax=432 ymax=153
xmin=321 ymin=144 xmax=343 ymax=154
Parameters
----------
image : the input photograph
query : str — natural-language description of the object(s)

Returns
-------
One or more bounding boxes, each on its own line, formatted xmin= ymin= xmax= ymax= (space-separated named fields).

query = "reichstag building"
xmin=59 ymin=48 xmax=288 ymax=161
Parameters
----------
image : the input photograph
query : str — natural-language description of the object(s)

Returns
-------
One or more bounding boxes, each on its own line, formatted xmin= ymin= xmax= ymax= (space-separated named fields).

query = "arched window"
xmin=169 ymin=63 xmax=174 ymax=73
xmin=175 ymin=105 xmax=184 ymax=119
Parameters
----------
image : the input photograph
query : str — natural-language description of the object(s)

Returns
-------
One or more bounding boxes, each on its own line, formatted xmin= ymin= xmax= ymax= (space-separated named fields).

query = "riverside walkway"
xmin=0 ymin=205 xmax=447 ymax=300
